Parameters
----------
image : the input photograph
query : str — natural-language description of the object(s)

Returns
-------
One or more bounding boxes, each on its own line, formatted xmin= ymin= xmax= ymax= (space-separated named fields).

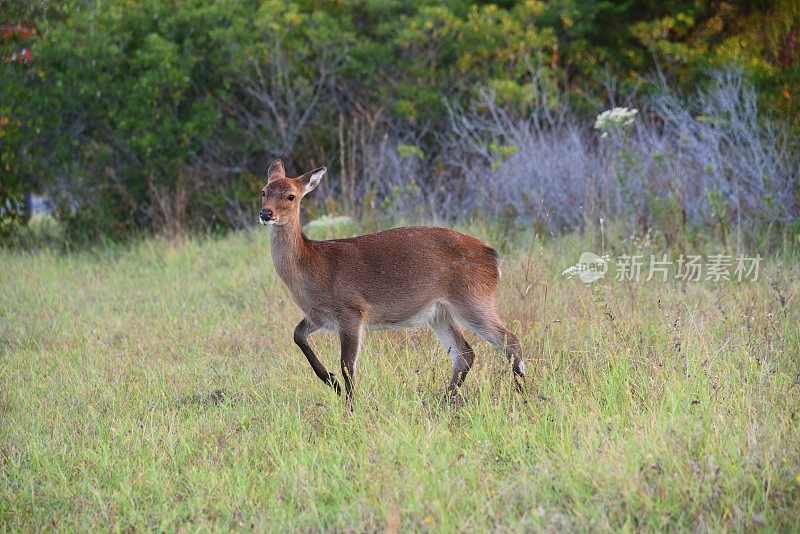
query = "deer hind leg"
xmin=338 ymin=319 xmax=363 ymax=413
xmin=451 ymin=300 xmax=526 ymax=393
xmin=429 ymin=306 xmax=475 ymax=398
xmin=293 ymin=318 xmax=341 ymax=395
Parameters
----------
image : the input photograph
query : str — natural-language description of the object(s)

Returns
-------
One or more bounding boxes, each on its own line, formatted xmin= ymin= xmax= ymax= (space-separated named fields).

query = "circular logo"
xmin=577 ymin=252 xmax=608 ymax=283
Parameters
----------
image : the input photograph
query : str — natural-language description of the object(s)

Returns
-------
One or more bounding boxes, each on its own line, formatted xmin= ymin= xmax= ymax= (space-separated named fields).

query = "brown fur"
xmin=260 ymin=161 xmax=525 ymax=408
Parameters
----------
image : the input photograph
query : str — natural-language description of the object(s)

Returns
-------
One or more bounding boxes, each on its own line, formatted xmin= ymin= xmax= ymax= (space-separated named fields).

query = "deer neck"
xmin=269 ymin=220 xmax=309 ymax=284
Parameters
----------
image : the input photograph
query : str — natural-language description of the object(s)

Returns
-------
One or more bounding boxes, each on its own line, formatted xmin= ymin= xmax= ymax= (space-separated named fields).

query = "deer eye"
xmin=287 ymin=195 xmax=295 ymax=201
xmin=261 ymin=191 xmax=266 ymax=197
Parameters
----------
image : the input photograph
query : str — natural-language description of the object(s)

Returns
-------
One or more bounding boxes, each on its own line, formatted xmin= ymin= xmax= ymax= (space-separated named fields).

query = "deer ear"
xmin=297 ymin=166 xmax=326 ymax=195
xmin=267 ymin=159 xmax=285 ymax=182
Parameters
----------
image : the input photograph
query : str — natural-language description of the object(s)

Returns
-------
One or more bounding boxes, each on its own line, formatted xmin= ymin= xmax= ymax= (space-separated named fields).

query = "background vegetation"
xmin=1 ymin=0 xmax=798 ymax=244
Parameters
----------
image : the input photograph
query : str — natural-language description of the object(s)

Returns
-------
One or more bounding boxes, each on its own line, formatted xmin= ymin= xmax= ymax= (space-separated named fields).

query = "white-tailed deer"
xmin=260 ymin=160 xmax=525 ymax=408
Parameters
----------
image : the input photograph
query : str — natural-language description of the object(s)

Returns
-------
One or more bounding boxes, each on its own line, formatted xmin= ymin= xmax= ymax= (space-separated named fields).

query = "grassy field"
xmin=1 ymin=226 xmax=799 ymax=531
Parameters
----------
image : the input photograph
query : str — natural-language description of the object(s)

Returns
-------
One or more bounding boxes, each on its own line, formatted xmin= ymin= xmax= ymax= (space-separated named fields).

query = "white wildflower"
xmin=561 ymin=264 xmax=583 ymax=279
xmin=594 ymin=107 xmax=638 ymax=133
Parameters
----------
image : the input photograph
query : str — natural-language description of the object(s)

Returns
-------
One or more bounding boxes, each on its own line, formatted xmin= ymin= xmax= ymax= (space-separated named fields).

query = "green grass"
xmin=1 ymin=228 xmax=799 ymax=531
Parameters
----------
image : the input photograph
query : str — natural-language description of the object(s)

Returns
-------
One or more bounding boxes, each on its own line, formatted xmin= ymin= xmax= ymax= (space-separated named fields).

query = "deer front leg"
xmin=338 ymin=321 xmax=362 ymax=412
xmin=293 ymin=318 xmax=341 ymax=395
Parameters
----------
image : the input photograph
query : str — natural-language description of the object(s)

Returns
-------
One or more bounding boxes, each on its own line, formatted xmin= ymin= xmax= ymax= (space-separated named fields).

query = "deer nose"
xmin=260 ymin=209 xmax=273 ymax=221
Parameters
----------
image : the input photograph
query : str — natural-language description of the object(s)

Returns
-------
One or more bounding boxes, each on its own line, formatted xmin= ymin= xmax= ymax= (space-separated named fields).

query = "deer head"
xmin=259 ymin=160 xmax=326 ymax=227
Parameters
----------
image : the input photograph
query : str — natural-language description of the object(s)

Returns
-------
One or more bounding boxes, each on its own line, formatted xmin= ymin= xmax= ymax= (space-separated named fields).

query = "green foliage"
xmin=396 ymin=144 xmax=424 ymax=159
xmin=488 ymin=141 xmax=519 ymax=171
xmin=2 ymin=0 xmax=797 ymax=242
xmin=0 ymin=1 xmax=56 ymax=236
xmin=31 ymin=0 xmax=252 ymax=239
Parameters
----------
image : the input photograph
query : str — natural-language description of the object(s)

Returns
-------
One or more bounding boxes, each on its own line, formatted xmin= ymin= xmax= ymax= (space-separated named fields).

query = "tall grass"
xmin=1 ymin=226 xmax=798 ymax=531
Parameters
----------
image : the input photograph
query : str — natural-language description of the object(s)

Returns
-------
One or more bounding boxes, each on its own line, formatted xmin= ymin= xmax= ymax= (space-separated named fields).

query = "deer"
xmin=259 ymin=160 xmax=525 ymax=409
